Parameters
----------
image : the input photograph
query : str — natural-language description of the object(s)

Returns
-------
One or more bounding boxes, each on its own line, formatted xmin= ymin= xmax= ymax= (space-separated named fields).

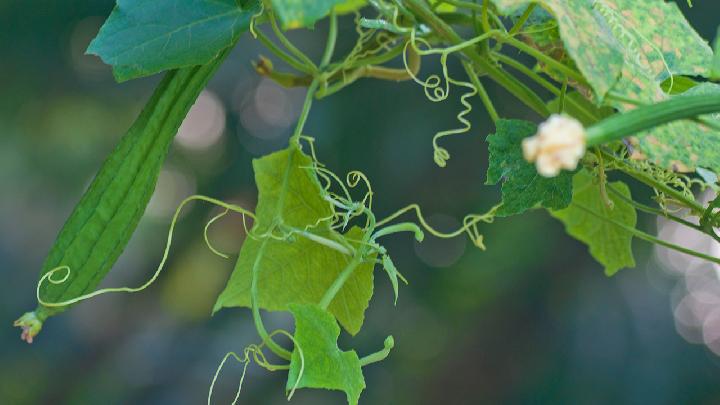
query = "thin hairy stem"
xmin=573 ymin=202 xmax=720 ymax=266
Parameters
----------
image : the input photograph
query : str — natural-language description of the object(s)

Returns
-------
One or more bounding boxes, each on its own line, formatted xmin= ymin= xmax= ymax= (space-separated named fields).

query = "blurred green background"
xmin=3 ymin=1 xmax=720 ymax=404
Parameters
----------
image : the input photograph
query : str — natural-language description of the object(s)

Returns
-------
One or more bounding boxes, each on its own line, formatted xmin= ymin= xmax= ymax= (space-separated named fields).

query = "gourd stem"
xmin=586 ymin=94 xmax=720 ymax=146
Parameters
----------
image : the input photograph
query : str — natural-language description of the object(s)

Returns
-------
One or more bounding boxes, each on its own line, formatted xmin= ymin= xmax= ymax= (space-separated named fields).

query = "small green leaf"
xmin=429 ymin=0 xmax=456 ymax=12
xmin=381 ymin=255 xmax=406 ymax=305
xmin=287 ymin=304 xmax=365 ymax=405
xmin=486 ymin=119 xmax=573 ymax=217
xmin=213 ymin=146 xmax=376 ymax=335
xmin=335 ymin=0 xmax=367 ymax=14
xmin=88 ymin=0 xmax=259 ymax=82
xmin=271 ymin=0 xmax=345 ymax=29
xmin=551 ymin=170 xmax=637 ymax=276
xmin=660 ymin=76 xmax=698 ymax=95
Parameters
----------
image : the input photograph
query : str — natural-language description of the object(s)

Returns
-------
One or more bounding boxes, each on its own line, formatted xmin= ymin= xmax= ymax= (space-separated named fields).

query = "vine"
xmin=14 ymin=0 xmax=720 ymax=403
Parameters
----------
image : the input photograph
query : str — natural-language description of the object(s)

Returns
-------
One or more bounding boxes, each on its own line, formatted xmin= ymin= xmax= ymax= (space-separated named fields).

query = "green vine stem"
xmin=403 ymin=0 xmax=551 ymax=117
xmin=319 ymin=208 xmax=376 ymax=310
xmin=600 ymin=149 xmax=707 ymax=218
xmin=462 ymin=60 xmax=499 ymax=123
xmin=250 ymin=239 xmax=292 ymax=360
xmin=291 ymin=78 xmax=320 ymax=143
xmin=359 ymin=336 xmax=395 ymax=366
xmin=573 ymin=202 xmax=720 ymax=266
xmin=508 ymin=4 xmax=537 ymax=36
xmin=606 ymin=184 xmax=720 ymax=244
xmin=268 ymin=11 xmax=318 ymax=74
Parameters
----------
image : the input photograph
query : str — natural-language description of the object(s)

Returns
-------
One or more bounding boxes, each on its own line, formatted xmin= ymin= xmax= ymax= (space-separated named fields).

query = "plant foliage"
xmin=14 ymin=0 xmax=720 ymax=403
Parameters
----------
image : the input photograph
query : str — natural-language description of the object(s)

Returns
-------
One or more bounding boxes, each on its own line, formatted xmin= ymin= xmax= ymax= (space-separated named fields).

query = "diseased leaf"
xmin=597 ymin=0 xmax=718 ymax=172
xmin=287 ymin=304 xmax=365 ymax=405
xmin=213 ymin=146 xmax=376 ymax=335
xmin=623 ymin=82 xmax=720 ymax=173
xmin=491 ymin=0 xmax=624 ymax=101
xmin=271 ymin=0 xmax=345 ymax=29
xmin=486 ymin=119 xmax=573 ymax=217
xmin=88 ymin=0 xmax=259 ymax=82
xmin=551 ymin=170 xmax=637 ymax=276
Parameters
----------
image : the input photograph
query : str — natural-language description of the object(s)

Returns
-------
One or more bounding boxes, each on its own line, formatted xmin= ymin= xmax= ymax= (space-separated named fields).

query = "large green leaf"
xmin=287 ymin=304 xmax=365 ymax=405
xmin=486 ymin=119 xmax=573 ymax=217
xmin=271 ymin=0 xmax=345 ymax=29
xmin=213 ymin=146 xmax=375 ymax=335
xmin=491 ymin=0 xmax=624 ymax=101
xmin=597 ymin=0 xmax=717 ymax=172
xmin=598 ymin=0 xmax=712 ymax=81
xmin=551 ymin=170 xmax=637 ymax=276
xmin=88 ymin=0 xmax=259 ymax=82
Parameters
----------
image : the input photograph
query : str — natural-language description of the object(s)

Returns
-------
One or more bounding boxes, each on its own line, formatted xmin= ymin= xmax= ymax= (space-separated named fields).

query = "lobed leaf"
xmin=551 ymin=170 xmax=637 ymax=276
xmin=213 ymin=146 xmax=376 ymax=335
xmin=87 ymin=0 xmax=259 ymax=82
xmin=287 ymin=304 xmax=365 ymax=405
xmin=486 ymin=119 xmax=573 ymax=217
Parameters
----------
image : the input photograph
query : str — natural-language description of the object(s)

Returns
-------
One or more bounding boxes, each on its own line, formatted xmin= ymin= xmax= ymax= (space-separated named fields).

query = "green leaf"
xmin=381 ymin=255 xmax=406 ymax=305
xmin=87 ymin=0 xmax=259 ymax=82
xmin=486 ymin=119 xmax=573 ymax=217
xmin=597 ymin=0 xmax=718 ymax=172
xmin=335 ymin=0 xmax=367 ymax=14
xmin=213 ymin=146 xmax=376 ymax=335
xmin=429 ymin=0 xmax=456 ymax=12
xmin=490 ymin=0 xmax=624 ymax=101
xmin=551 ymin=170 xmax=637 ymax=276
xmin=598 ymin=0 xmax=712 ymax=83
xmin=287 ymin=304 xmax=365 ymax=405
xmin=271 ymin=0 xmax=345 ymax=29
xmin=660 ymin=76 xmax=698 ymax=95
xmin=625 ymin=82 xmax=720 ymax=173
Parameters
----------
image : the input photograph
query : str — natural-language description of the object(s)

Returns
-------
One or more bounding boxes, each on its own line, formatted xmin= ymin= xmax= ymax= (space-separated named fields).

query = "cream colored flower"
xmin=522 ymin=114 xmax=587 ymax=177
